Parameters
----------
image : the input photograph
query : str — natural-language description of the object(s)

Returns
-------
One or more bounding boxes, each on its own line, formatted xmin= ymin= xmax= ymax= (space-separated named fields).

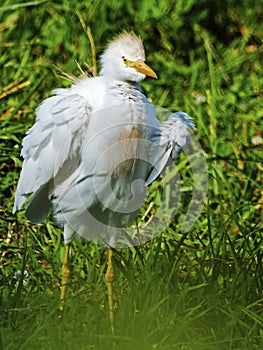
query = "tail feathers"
xmin=25 ymin=184 xmax=51 ymax=224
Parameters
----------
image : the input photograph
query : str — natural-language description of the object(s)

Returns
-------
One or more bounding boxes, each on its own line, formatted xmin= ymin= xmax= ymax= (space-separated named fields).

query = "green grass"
xmin=0 ymin=1 xmax=262 ymax=349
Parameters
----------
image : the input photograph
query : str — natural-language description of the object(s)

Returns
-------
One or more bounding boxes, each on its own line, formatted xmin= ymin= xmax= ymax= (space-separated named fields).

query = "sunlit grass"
xmin=1 ymin=1 xmax=262 ymax=349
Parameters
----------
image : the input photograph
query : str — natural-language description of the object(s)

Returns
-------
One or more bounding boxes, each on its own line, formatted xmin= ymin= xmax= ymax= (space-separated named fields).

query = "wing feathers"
xmin=25 ymin=183 xmax=51 ymax=223
xmin=146 ymin=112 xmax=195 ymax=185
xmin=13 ymin=91 xmax=90 ymax=217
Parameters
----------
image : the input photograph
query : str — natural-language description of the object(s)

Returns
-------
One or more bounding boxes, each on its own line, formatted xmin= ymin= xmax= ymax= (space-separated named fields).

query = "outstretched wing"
xmin=146 ymin=112 xmax=195 ymax=185
xmin=13 ymin=91 xmax=91 ymax=221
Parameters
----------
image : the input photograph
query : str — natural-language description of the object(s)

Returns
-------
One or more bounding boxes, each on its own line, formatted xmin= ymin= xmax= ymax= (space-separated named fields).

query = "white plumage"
xmin=13 ymin=32 xmax=195 ymax=247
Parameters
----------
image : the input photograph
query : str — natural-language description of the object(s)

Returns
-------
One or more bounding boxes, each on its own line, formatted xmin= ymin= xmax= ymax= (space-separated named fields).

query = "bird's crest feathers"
xmin=104 ymin=31 xmax=145 ymax=60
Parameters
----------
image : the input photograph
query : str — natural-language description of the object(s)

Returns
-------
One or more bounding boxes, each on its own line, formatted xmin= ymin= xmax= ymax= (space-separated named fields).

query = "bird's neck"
xmin=107 ymin=80 xmax=144 ymax=101
xmin=103 ymin=76 xmax=141 ymax=89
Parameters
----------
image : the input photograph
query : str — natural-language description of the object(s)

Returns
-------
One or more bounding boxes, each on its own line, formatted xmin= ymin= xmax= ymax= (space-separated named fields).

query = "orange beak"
xmin=130 ymin=60 xmax=158 ymax=79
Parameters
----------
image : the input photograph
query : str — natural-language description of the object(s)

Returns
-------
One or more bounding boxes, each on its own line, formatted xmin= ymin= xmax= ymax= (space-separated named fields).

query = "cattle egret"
xmin=13 ymin=32 xmax=195 ymax=333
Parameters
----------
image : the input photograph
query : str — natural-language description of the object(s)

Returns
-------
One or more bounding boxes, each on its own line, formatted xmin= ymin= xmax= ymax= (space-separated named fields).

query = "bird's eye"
xmin=122 ymin=56 xmax=128 ymax=64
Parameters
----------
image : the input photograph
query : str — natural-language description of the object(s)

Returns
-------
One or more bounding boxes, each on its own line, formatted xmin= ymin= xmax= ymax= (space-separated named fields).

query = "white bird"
xmin=13 ymin=32 xmax=195 ymax=333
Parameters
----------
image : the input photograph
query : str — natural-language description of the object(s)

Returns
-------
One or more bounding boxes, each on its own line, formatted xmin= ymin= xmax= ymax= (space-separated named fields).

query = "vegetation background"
xmin=0 ymin=0 xmax=262 ymax=349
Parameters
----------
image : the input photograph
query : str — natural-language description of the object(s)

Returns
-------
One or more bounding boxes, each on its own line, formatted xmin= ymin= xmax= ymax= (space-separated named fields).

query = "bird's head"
xmin=100 ymin=32 xmax=157 ymax=82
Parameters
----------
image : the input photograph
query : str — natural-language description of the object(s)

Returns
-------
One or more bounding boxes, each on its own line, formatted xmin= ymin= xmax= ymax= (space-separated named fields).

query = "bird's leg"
xmin=59 ymin=244 xmax=71 ymax=312
xmin=105 ymin=248 xmax=115 ymax=335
